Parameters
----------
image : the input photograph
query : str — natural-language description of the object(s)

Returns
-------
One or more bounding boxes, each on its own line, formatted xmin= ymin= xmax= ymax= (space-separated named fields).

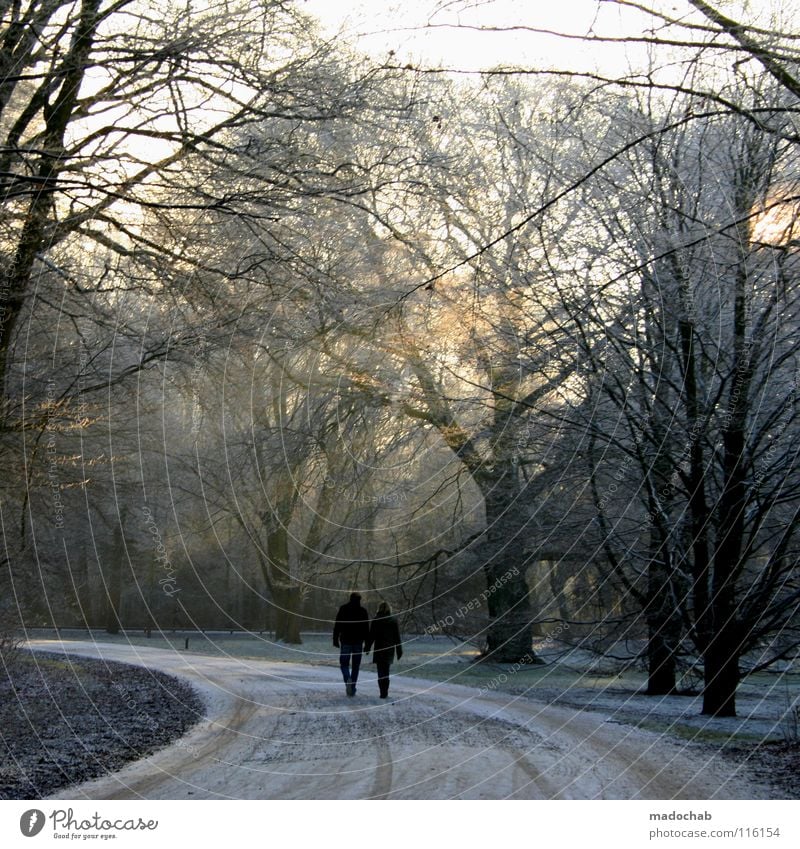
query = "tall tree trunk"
xmin=0 ymin=0 xmax=101 ymax=406
xmin=482 ymin=557 xmax=534 ymax=662
xmin=273 ymin=584 xmax=303 ymax=644
xmin=479 ymin=468 xmax=533 ymax=663
xmin=642 ymin=419 xmax=681 ymax=696
xmin=406 ymin=350 xmax=537 ymax=663
xmin=677 ymin=318 xmax=713 ymax=656
xmin=105 ymin=524 xmax=123 ymax=635
xmin=702 ymin=233 xmax=751 ymax=717
xmin=76 ymin=544 xmax=95 ymax=629
xmin=702 ymin=617 xmax=741 ymax=717
xmin=264 ymin=525 xmax=303 ymax=644
xmin=702 ymin=428 xmax=747 ymax=717
xmin=644 ymin=534 xmax=680 ymax=695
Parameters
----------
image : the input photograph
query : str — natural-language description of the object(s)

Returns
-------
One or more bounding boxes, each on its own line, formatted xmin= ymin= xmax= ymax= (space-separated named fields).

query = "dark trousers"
xmin=339 ymin=643 xmax=363 ymax=684
xmin=376 ymin=661 xmax=391 ymax=697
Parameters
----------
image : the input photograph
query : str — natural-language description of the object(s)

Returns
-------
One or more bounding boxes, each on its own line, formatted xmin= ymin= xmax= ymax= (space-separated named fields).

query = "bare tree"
xmin=561 ymin=78 xmax=800 ymax=714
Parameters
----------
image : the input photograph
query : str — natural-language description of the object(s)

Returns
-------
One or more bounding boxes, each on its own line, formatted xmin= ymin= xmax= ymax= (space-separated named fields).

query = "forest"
xmin=1 ymin=0 xmax=799 ymax=719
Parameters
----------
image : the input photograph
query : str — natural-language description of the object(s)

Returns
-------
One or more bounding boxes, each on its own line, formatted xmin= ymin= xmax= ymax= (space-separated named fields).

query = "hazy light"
xmin=300 ymin=0 xmax=652 ymax=74
xmin=751 ymin=192 xmax=800 ymax=247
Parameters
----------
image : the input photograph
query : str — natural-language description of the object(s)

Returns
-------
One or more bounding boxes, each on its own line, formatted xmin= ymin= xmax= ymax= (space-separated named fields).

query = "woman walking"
xmin=365 ymin=601 xmax=403 ymax=699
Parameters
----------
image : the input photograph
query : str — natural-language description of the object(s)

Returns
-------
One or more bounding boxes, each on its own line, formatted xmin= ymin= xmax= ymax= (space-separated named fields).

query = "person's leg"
xmin=377 ymin=661 xmax=390 ymax=698
xmin=350 ymin=645 xmax=363 ymax=693
xmin=339 ymin=645 xmax=352 ymax=684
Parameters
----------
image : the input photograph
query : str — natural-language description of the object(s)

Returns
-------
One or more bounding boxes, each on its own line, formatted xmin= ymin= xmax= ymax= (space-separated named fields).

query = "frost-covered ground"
xmin=8 ymin=630 xmax=797 ymax=799
xmin=24 ymin=628 xmax=798 ymax=744
xmin=0 ymin=650 xmax=202 ymax=799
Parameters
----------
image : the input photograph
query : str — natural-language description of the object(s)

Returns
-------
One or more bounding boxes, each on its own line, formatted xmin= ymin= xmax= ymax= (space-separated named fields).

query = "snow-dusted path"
xmin=29 ymin=639 xmax=771 ymax=800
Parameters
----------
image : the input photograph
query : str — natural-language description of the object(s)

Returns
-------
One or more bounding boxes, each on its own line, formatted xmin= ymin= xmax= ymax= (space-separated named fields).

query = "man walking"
xmin=333 ymin=592 xmax=370 ymax=696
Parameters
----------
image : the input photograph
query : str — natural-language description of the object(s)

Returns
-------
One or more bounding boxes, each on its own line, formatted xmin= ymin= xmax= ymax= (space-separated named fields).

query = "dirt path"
xmin=29 ymin=639 xmax=774 ymax=800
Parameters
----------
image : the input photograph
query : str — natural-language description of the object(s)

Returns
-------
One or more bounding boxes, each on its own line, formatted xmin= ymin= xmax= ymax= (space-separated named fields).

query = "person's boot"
xmin=346 ymin=682 xmax=354 ymax=696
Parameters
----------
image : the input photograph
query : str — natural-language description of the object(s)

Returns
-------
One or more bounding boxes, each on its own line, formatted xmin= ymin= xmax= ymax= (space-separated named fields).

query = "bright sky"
xmin=300 ymin=0 xmax=653 ymax=74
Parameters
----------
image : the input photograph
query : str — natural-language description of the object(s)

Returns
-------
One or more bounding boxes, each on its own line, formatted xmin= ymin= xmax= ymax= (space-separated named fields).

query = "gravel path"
xmin=22 ymin=639 xmax=784 ymax=800
xmin=0 ymin=649 xmax=202 ymax=799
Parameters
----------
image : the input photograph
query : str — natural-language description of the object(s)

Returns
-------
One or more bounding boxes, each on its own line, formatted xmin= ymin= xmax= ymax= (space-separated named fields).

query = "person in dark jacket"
xmin=365 ymin=601 xmax=403 ymax=699
xmin=333 ymin=592 xmax=370 ymax=696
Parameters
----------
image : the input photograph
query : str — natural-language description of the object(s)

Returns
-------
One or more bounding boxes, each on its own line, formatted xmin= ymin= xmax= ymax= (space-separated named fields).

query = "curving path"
xmin=28 ymin=639 xmax=773 ymax=800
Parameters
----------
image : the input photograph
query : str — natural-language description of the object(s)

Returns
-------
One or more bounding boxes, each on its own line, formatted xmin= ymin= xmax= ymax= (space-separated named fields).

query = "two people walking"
xmin=333 ymin=593 xmax=403 ymax=699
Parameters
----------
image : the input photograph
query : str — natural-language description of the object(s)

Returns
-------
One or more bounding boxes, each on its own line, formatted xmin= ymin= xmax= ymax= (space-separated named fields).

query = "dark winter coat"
xmin=333 ymin=600 xmax=370 ymax=647
xmin=365 ymin=614 xmax=403 ymax=665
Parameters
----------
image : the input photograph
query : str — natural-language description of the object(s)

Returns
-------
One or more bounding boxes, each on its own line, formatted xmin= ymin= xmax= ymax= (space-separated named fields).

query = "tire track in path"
xmin=29 ymin=640 xmax=776 ymax=800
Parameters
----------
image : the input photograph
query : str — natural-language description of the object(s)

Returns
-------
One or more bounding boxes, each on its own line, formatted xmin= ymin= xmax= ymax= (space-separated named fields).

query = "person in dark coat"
xmin=365 ymin=601 xmax=403 ymax=699
xmin=333 ymin=592 xmax=370 ymax=696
